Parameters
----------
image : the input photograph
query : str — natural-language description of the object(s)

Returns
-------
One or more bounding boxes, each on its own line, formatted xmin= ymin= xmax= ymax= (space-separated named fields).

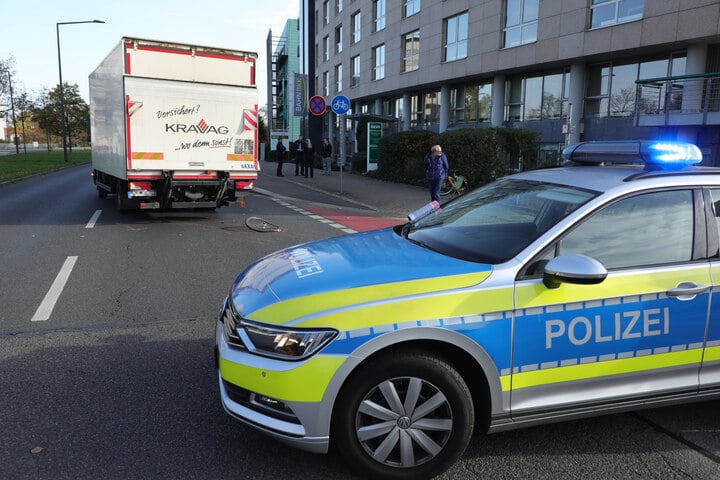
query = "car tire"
xmin=332 ymin=351 xmax=474 ymax=480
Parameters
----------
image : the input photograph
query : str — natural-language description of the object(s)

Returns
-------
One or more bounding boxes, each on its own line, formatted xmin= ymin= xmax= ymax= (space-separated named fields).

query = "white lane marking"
xmin=85 ymin=210 xmax=102 ymax=228
xmin=31 ymin=256 xmax=78 ymax=322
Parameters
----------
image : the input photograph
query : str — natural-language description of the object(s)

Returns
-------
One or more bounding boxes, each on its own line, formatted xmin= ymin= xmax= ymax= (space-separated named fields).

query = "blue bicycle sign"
xmin=331 ymin=95 xmax=350 ymax=115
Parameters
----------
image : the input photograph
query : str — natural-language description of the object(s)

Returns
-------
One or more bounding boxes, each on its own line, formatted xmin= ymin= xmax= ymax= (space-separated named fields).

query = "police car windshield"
xmin=407 ymin=178 xmax=598 ymax=263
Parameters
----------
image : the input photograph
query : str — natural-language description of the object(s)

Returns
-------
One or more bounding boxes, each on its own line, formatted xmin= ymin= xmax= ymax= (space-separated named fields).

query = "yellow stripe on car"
xmin=249 ymin=271 xmax=494 ymax=327
xmin=219 ymin=355 xmax=345 ymax=402
xmin=509 ymin=349 xmax=703 ymax=391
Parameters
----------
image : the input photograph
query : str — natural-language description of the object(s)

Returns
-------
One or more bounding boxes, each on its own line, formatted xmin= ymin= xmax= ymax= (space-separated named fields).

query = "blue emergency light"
xmin=563 ymin=140 xmax=703 ymax=169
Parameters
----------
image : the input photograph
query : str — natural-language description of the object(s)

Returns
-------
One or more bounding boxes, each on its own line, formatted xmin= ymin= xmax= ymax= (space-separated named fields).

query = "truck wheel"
xmin=332 ymin=352 xmax=474 ymax=480
xmin=98 ymin=189 xmax=108 ymax=199
xmin=116 ymin=179 xmax=129 ymax=212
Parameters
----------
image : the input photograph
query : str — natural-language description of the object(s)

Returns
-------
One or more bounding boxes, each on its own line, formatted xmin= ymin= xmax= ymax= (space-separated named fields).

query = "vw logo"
xmin=396 ymin=416 xmax=412 ymax=429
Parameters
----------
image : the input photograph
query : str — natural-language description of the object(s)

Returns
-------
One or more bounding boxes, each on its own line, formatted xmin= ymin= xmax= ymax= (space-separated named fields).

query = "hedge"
xmin=373 ymin=127 xmax=539 ymax=188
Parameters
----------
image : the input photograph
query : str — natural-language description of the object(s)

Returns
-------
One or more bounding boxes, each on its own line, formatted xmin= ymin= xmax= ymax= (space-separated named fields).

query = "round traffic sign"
xmin=331 ymin=95 xmax=350 ymax=115
xmin=309 ymin=95 xmax=327 ymax=116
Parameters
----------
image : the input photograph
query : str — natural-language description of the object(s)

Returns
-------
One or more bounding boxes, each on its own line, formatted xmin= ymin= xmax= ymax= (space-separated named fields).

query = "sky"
xmin=0 ymin=0 xmax=299 ymax=106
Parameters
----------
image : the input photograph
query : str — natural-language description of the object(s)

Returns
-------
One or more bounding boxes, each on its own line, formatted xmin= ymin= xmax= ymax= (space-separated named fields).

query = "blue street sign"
xmin=331 ymin=95 xmax=351 ymax=115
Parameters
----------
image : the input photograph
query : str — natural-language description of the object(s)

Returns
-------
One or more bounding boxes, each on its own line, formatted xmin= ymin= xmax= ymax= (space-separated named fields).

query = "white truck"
xmin=89 ymin=37 xmax=260 ymax=210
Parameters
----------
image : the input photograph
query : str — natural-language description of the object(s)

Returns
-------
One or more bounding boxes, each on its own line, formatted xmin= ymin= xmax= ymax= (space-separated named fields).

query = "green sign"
xmin=367 ymin=122 xmax=382 ymax=171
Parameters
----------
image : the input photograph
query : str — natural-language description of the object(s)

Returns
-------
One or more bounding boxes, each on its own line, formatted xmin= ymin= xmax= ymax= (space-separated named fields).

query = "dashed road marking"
xmin=31 ymin=256 xmax=78 ymax=322
xmin=271 ymin=198 xmax=358 ymax=234
xmin=85 ymin=210 xmax=102 ymax=228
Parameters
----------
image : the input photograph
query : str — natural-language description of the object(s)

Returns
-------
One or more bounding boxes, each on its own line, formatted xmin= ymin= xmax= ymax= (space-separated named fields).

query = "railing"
xmin=635 ymin=72 xmax=720 ymax=126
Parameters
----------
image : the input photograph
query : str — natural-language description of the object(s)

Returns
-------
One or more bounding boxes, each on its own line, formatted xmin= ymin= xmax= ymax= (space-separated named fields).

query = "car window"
xmin=407 ymin=179 xmax=597 ymax=263
xmin=708 ymin=189 xmax=720 ymax=248
xmin=557 ymin=190 xmax=695 ymax=270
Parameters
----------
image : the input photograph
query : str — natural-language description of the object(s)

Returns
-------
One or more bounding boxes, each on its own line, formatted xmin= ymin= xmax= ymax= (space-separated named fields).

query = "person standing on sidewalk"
xmin=304 ymin=138 xmax=315 ymax=178
xmin=275 ymin=138 xmax=286 ymax=177
xmin=424 ymin=144 xmax=448 ymax=203
xmin=294 ymin=135 xmax=305 ymax=176
xmin=321 ymin=138 xmax=333 ymax=175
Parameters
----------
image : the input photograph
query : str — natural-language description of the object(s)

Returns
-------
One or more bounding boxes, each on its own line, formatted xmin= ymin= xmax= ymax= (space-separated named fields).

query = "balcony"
xmin=636 ymin=72 xmax=720 ymax=127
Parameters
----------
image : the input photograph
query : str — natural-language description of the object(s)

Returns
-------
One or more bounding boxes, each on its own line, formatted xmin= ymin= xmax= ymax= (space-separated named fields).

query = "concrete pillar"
xmin=374 ymin=98 xmax=382 ymax=115
xmin=681 ymin=43 xmax=708 ymax=113
xmin=439 ymin=85 xmax=450 ymax=132
xmin=491 ymin=75 xmax=505 ymax=127
xmin=402 ymin=93 xmax=411 ymax=131
xmin=567 ymin=62 xmax=585 ymax=144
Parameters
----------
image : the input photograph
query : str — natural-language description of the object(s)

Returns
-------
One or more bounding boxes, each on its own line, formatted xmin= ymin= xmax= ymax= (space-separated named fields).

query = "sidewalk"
xmin=255 ymin=159 xmax=430 ymax=221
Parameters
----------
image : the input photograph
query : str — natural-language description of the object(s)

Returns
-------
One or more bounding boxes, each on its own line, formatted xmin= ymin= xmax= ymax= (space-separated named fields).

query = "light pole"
xmin=56 ymin=19 xmax=104 ymax=163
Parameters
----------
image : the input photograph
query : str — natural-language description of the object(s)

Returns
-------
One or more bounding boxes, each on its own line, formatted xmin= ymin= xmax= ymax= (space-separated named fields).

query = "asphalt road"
xmin=1 ymin=166 xmax=719 ymax=480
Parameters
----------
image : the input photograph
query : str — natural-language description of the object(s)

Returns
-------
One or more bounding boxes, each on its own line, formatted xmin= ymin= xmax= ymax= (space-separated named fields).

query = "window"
xmin=402 ymin=30 xmax=420 ymax=72
xmin=591 ymin=0 xmax=643 ymax=29
xmin=352 ymin=11 xmax=361 ymax=44
xmin=335 ymin=64 xmax=343 ymax=92
xmin=505 ymin=72 xmax=569 ymax=121
xmin=351 ymin=55 xmax=361 ymax=87
xmin=423 ymin=91 xmax=441 ymax=125
xmin=585 ymin=62 xmax=639 ymax=118
xmin=451 ymin=82 xmax=492 ymax=125
xmin=336 ymin=0 xmax=343 ymax=14
xmin=504 ymin=0 xmax=538 ymax=48
xmin=323 ymin=1 xmax=330 ymax=25
xmin=404 ymin=0 xmax=420 ymax=18
xmin=559 ymin=190 xmax=694 ymax=269
xmin=541 ymin=72 xmax=564 ymax=119
xmin=445 ymin=12 xmax=468 ymax=61
xmin=335 ymin=25 xmax=343 ymax=54
xmin=323 ymin=71 xmax=330 ymax=97
xmin=523 ymin=76 xmax=543 ymax=120
xmin=323 ymin=36 xmax=330 ymax=62
xmin=374 ymin=0 xmax=386 ymax=32
xmin=506 ymin=78 xmax=523 ymax=121
xmin=373 ymin=44 xmax=385 ymax=80
xmin=709 ymin=189 xmax=720 ymax=246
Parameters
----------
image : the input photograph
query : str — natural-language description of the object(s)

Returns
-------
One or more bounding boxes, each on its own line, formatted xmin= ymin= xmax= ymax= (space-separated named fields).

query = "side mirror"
xmin=543 ymin=253 xmax=608 ymax=289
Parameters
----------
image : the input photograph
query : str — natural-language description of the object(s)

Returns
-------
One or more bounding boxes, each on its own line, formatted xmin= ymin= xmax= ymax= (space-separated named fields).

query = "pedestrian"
xmin=424 ymin=144 xmax=448 ymax=203
xmin=294 ymin=135 xmax=305 ymax=176
xmin=321 ymin=138 xmax=333 ymax=175
xmin=275 ymin=138 xmax=286 ymax=177
xmin=304 ymin=138 xmax=315 ymax=178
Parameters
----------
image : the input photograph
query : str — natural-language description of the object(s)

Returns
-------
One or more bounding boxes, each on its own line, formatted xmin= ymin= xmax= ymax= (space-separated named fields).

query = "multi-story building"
xmin=267 ymin=19 xmax=303 ymax=149
xmin=307 ymin=0 xmax=720 ymax=165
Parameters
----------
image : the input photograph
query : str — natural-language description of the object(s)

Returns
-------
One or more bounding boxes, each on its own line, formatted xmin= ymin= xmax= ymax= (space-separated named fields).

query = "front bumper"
xmin=214 ymin=300 xmax=337 ymax=454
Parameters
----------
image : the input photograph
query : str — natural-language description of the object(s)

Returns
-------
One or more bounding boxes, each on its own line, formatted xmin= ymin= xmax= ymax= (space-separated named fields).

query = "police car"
xmin=215 ymin=141 xmax=720 ymax=479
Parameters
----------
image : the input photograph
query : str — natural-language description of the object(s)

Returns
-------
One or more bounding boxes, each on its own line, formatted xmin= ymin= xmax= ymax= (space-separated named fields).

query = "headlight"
xmin=239 ymin=320 xmax=338 ymax=361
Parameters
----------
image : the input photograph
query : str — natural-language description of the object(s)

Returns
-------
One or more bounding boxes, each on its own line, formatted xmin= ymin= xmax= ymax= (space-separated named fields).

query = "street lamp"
xmin=56 ymin=19 xmax=104 ymax=163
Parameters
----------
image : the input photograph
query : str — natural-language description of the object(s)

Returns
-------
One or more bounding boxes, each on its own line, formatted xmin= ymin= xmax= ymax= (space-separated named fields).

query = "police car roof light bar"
xmin=563 ymin=140 xmax=702 ymax=169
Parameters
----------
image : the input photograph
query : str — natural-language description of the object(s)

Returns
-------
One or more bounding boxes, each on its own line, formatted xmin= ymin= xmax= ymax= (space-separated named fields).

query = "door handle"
xmin=666 ymin=282 xmax=710 ymax=299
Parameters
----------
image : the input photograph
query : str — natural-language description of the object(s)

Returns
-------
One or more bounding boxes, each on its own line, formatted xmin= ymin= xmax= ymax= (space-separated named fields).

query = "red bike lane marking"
xmin=301 ymin=206 xmax=402 ymax=232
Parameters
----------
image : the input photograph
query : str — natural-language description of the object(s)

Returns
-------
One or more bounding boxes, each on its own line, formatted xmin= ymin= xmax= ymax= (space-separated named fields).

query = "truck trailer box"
xmin=89 ymin=37 xmax=259 ymax=210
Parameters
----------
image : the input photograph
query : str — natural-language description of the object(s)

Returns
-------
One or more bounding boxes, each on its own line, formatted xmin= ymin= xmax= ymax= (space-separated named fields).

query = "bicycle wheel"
xmin=440 ymin=178 xmax=453 ymax=196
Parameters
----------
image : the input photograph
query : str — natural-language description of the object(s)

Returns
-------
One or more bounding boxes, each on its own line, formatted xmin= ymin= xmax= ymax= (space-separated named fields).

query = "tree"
xmin=12 ymin=90 xmax=35 ymax=152
xmin=257 ymin=114 xmax=268 ymax=145
xmin=32 ymin=83 xmax=90 ymax=149
xmin=0 ymin=56 xmax=17 ymax=144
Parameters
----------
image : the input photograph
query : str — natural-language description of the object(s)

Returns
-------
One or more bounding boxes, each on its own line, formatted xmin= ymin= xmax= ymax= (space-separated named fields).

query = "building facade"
xmin=311 ymin=0 xmax=720 ymax=165
xmin=267 ymin=19 xmax=303 ymax=149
